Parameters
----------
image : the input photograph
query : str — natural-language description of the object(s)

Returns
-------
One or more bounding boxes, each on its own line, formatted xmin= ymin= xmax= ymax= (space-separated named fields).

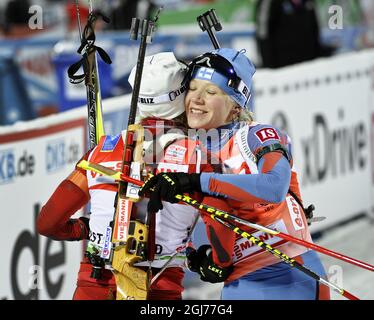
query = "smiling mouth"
xmin=190 ymin=108 xmax=207 ymax=114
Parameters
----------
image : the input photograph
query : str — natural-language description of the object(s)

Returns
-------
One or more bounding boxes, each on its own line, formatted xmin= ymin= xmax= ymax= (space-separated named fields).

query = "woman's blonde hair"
xmin=225 ymin=95 xmax=254 ymax=123
xmin=238 ymin=108 xmax=254 ymax=123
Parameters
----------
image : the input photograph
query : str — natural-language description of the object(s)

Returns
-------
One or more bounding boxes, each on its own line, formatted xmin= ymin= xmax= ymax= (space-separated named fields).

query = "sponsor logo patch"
xmin=233 ymin=220 xmax=287 ymax=262
xmin=286 ymin=196 xmax=305 ymax=231
xmin=164 ymin=145 xmax=187 ymax=162
xmin=101 ymin=226 xmax=112 ymax=259
xmin=101 ymin=134 xmax=121 ymax=152
xmin=138 ymin=97 xmax=154 ymax=104
xmin=116 ymin=199 xmax=132 ymax=241
xmin=255 ymin=127 xmax=280 ymax=143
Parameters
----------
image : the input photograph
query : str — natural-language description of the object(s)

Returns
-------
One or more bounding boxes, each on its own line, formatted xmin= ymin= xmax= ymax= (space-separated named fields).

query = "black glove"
xmin=78 ymin=216 xmax=90 ymax=240
xmin=186 ymin=245 xmax=233 ymax=283
xmin=138 ymin=172 xmax=201 ymax=212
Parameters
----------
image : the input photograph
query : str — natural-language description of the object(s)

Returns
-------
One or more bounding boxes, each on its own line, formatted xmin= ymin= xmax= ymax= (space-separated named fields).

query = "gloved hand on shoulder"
xmin=138 ymin=172 xmax=201 ymax=212
xmin=186 ymin=245 xmax=233 ymax=283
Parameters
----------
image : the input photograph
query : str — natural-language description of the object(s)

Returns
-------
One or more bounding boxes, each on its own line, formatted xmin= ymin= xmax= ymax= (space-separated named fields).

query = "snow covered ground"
xmin=317 ymin=216 xmax=374 ymax=300
xmin=182 ymin=215 xmax=374 ymax=300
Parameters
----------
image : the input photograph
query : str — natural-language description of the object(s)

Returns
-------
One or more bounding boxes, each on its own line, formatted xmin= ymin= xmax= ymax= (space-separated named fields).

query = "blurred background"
xmin=0 ymin=0 xmax=373 ymax=300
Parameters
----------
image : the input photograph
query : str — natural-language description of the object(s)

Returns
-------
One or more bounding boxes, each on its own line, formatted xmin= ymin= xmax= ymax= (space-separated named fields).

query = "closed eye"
xmin=207 ymin=90 xmax=217 ymax=95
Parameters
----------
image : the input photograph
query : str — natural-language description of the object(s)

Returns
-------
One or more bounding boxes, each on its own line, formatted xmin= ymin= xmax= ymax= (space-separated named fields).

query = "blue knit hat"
xmin=188 ymin=48 xmax=256 ymax=111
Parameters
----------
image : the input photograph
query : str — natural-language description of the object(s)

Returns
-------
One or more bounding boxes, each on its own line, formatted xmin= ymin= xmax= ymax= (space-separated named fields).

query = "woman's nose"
xmin=190 ymin=90 xmax=204 ymax=104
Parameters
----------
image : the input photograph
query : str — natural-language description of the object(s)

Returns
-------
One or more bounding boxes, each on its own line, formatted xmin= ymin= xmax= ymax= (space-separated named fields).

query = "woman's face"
xmin=185 ymin=79 xmax=236 ymax=130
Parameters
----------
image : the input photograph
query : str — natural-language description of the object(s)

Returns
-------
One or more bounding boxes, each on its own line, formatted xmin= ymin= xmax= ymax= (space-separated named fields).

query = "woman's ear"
xmin=229 ymin=104 xmax=241 ymax=122
xmin=232 ymin=105 xmax=241 ymax=117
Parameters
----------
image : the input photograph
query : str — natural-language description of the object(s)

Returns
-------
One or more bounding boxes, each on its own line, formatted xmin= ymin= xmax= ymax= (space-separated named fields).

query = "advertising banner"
xmin=0 ymin=118 xmax=86 ymax=299
xmin=254 ymin=50 xmax=374 ymax=231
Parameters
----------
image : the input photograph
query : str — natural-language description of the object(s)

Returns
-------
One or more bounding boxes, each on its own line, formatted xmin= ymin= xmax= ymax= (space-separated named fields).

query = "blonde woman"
xmin=140 ymin=48 xmax=330 ymax=300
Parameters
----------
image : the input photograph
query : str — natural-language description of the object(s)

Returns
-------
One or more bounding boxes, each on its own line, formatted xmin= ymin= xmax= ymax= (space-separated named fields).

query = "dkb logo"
xmin=46 ymin=139 xmax=80 ymax=173
xmin=0 ymin=149 xmax=35 ymax=184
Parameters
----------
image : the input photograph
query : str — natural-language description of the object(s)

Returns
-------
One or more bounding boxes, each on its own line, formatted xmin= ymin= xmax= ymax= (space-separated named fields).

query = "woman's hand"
xmin=138 ymin=172 xmax=201 ymax=212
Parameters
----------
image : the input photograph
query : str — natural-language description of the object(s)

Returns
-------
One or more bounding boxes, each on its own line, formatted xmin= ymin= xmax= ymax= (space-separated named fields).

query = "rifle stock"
xmin=109 ymin=10 xmax=162 ymax=300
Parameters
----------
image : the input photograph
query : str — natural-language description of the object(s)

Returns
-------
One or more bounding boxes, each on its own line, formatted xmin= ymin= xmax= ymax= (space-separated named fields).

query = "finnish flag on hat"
xmin=197 ymin=67 xmax=214 ymax=80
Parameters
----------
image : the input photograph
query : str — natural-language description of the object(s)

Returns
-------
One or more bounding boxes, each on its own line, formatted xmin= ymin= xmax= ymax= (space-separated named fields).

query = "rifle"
xmin=197 ymin=9 xmax=222 ymax=50
xmin=106 ymin=9 xmax=162 ymax=300
xmin=68 ymin=0 xmax=111 ymax=148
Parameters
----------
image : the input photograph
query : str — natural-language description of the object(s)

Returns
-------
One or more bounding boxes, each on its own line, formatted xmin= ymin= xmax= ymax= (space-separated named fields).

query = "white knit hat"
xmin=128 ymin=52 xmax=187 ymax=120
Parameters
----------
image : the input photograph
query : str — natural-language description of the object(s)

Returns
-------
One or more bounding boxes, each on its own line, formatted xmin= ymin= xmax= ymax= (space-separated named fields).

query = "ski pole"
xmin=76 ymin=159 xmax=374 ymax=274
xmin=174 ymin=194 xmax=374 ymax=273
xmin=68 ymin=1 xmax=111 ymax=148
xmin=77 ymin=161 xmax=360 ymax=300
xmin=210 ymin=213 xmax=359 ymax=300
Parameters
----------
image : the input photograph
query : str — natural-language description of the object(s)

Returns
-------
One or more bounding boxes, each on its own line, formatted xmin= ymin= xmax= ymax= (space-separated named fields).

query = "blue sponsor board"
xmin=46 ymin=139 xmax=80 ymax=173
xmin=0 ymin=149 xmax=35 ymax=184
